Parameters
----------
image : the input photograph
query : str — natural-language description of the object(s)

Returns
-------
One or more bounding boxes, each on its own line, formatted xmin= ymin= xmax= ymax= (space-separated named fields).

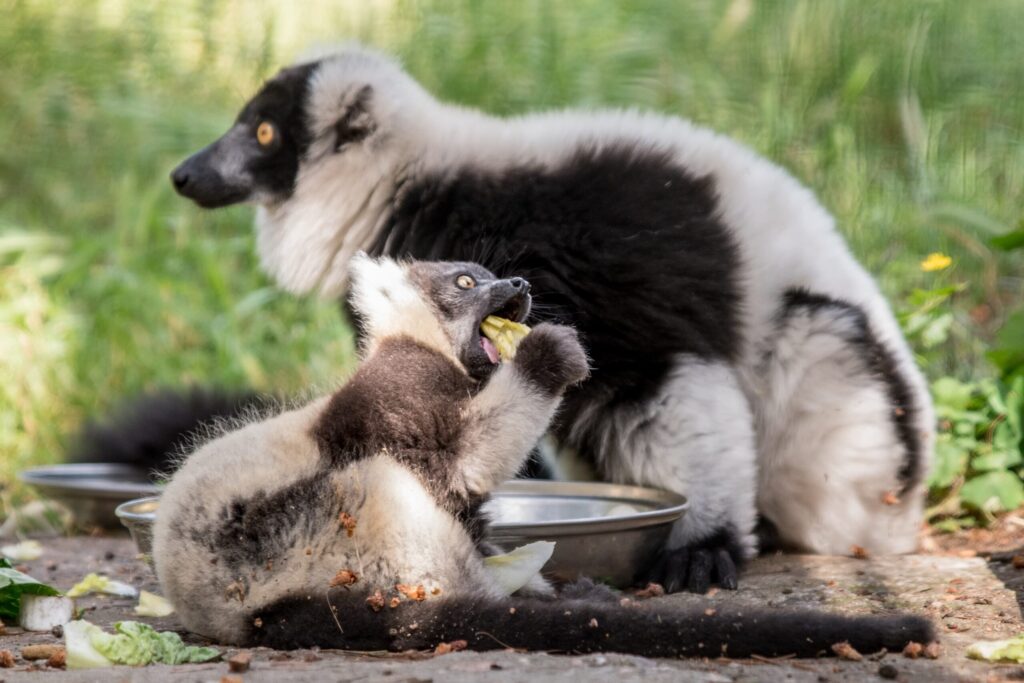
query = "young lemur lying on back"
xmin=153 ymin=256 xmax=931 ymax=658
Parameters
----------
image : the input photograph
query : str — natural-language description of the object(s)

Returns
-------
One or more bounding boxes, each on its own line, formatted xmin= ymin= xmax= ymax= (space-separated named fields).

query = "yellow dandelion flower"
xmin=920 ymin=253 xmax=952 ymax=272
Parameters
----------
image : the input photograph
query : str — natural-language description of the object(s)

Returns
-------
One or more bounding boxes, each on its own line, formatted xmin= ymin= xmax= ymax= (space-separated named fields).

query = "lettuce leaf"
xmin=67 ymin=573 xmax=137 ymax=598
xmin=64 ymin=620 xmax=114 ymax=669
xmin=0 ymin=557 xmax=60 ymax=620
xmin=966 ymin=634 xmax=1024 ymax=663
xmin=134 ymin=590 xmax=175 ymax=617
xmin=483 ymin=541 xmax=555 ymax=595
xmin=65 ymin=619 xmax=220 ymax=668
xmin=92 ymin=621 xmax=220 ymax=665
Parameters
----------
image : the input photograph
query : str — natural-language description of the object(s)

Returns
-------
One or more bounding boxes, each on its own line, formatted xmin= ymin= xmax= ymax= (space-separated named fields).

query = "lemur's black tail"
xmin=68 ymin=386 xmax=553 ymax=480
xmin=68 ymin=387 xmax=262 ymax=477
xmin=252 ymin=590 xmax=934 ymax=658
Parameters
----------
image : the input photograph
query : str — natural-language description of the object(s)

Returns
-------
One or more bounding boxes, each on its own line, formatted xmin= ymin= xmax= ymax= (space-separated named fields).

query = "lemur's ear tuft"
xmin=334 ymin=84 xmax=376 ymax=152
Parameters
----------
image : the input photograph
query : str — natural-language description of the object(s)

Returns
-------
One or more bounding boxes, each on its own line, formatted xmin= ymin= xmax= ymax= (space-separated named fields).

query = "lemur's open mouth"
xmin=477 ymin=288 xmax=531 ymax=367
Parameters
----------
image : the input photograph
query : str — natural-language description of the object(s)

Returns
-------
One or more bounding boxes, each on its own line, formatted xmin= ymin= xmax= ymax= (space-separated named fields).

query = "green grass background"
xmin=2 ymin=0 xmax=1022 ymax=508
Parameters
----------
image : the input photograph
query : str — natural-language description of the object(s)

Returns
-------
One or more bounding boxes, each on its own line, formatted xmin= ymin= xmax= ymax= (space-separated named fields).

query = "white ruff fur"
xmin=253 ymin=47 xmax=933 ymax=555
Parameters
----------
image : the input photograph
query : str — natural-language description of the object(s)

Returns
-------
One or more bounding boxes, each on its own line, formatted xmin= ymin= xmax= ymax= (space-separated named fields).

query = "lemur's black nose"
xmin=171 ymin=166 xmax=190 ymax=191
xmin=509 ymin=277 xmax=529 ymax=291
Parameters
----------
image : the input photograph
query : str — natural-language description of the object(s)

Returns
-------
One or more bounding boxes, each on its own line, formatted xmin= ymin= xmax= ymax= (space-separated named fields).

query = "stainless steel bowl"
xmin=20 ymin=463 xmax=161 ymax=529
xmin=116 ymin=481 xmax=687 ymax=587
xmin=115 ymin=496 xmax=160 ymax=562
xmin=485 ymin=481 xmax=687 ymax=586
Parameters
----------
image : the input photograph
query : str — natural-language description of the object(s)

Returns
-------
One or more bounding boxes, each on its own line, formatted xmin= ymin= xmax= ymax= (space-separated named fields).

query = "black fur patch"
xmin=312 ymin=336 xmax=478 ymax=509
xmin=333 ymin=84 xmax=376 ymax=151
xmin=780 ymin=289 xmax=923 ymax=494
xmin=375 ymin=142 xmax=742 ymax=461
xmin=235 ymin=61 xmax=321 ymax=199
xmin=202 ymin=473 xmax=339 ymax=574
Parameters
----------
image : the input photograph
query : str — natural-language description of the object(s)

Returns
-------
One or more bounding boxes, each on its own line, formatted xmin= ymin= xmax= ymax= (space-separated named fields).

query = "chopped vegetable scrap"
xmin=19 ymin=593 xmax=74 ymax=631
xmin=64 ymin=620 xmax=220 ymax=669
xmin=0 ymin=558 xmax=60 ymax=621
xmin=2 ymin=540 xmax=43 ymax=562
xmin=134 ymin=591 xmax=175 ymax=617
xmin=966 ymin=634 xmax=1024 ymax=663
xmin=66 ymin=573 xmax=137 ymax=599
xmin=482 ymin=541 xmax=554 ymax=595
xmin=480 ymin=316 xmax=531 ymax=362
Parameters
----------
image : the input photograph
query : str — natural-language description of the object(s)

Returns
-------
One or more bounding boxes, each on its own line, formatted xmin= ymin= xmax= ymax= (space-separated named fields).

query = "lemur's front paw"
xmin=642 ymin=530 xmax=745 ymax=594
xmin=514 ymin=323 xmax=589 ymax=394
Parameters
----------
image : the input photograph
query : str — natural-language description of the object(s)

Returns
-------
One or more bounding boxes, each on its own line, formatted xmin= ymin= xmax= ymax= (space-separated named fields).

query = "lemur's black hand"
xmin=643 ymin=530 xmax=744 ymax=594
xmin=514 ymin=323 xmax=589 ymax=394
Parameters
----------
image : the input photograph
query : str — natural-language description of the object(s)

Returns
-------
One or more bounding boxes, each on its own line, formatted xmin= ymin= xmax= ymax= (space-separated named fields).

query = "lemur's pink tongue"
xmin=481 ymin=337 xmax=500 ymax=364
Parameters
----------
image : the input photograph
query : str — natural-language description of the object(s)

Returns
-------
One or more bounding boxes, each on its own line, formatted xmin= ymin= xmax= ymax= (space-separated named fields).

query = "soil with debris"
xmin=1 ymin=535 xmax=1022 ymax=682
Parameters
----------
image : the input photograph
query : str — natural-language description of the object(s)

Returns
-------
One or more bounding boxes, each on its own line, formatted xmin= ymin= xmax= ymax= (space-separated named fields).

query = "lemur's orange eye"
xmin=456 ymin=275 xmax=476 ymax=289
xmin=256 ymin=121 xmax=275 ymax=146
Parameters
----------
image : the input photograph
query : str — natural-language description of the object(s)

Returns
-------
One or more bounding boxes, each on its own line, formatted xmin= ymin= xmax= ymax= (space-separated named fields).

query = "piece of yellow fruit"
xmin=481 ymin=316 xmax=531 ymax=360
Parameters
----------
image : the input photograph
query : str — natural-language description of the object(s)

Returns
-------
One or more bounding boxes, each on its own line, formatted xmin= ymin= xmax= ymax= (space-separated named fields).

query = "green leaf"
xmin=990 ymin=229 xmax=1024 ymax=252
xmin=929 ymin=436 xmax=970 ymax=489
xmin=993 ymin=422 xmax=1022 ymax=459
xmin=971 ymin=450 xmax=1020 ymax=472
xmin=959 ymin=471 xmax=1024 ymax=513
xmin=931 ymin=377 xmax=975 ymax=413
xmin=0 ymin=557 xmax=61 ymax=620
xmin=989 ymin=311 xmax=1024 ymax=378
xmin=920 ymin=312 xmax=954 ymax=348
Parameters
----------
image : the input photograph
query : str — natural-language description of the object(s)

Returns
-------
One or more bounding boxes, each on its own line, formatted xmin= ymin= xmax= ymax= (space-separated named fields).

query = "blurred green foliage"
xmin=1 ymin=0 xmax=1022 ymax=519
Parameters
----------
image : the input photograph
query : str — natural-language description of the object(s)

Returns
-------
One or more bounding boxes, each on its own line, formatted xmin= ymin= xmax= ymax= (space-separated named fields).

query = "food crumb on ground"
xmin=47 ymin=649 xmax=66 ymax=669
xmin=21 ymin=644 xmax=63 ymax=661
xmin=831 ymin=641 xmax=862 ymax=661
xmin=434 ymin=640 xmax=468 ymax=655
xmin=228 ymin=651 xmax=252 ymax=673
xmin=633 ymin=582 xmax=665 ymax=598
xmin=903 ymin=642 xmax=924 ymax=659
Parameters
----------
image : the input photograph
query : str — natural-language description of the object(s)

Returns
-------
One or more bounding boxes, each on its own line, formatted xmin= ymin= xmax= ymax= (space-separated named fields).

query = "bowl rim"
xmin=19 ymin=463 xmax=162 ymax=499
xmin=113 ymin=481 xmax=688 ymax=534
xmin=488 ymin=480 xmax=687 ymax=537
xmin=115 ymin=496 xmax=161 ymax=523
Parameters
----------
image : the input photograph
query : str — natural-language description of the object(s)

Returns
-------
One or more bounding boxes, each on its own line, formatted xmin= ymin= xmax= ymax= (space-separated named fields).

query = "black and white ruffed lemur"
xmin=153 ymin=255 xmax=932 ymax=657
xmin=78 ymin=45 xmax=934 ymax=593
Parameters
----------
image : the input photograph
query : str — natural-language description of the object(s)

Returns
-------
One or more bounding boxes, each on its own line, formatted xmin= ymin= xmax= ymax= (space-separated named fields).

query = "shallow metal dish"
xmin=117 ymin=481 xmax=687 ymax=587
xmin=20 ymin=463 xmax=161 ymax=530
xmin=485 ymin=481 xmax=687 ymax=586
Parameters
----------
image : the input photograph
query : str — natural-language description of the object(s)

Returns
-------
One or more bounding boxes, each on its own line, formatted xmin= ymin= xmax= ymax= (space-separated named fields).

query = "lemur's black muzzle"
xmin=488 ymin=277 xmax=531 ymax=323
xmin=170 ymin=128 xmax=254 ymax=208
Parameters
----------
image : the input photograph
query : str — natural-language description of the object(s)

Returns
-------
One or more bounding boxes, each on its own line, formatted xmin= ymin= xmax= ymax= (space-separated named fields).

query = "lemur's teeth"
xmin=481 ymin=316 xmax=531 ymax=361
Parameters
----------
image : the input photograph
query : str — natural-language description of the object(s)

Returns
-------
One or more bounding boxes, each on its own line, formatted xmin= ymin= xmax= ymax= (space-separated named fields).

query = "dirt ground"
xmin=2 ymin=531 xmax=1023 ymax=683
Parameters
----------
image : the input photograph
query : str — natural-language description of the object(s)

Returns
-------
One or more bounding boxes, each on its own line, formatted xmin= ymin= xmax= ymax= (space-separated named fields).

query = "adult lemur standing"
xmin=125 ymin=46 xmax=936 ymax=592
xmin=154 ymin=255 xmax=932 ymax=656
